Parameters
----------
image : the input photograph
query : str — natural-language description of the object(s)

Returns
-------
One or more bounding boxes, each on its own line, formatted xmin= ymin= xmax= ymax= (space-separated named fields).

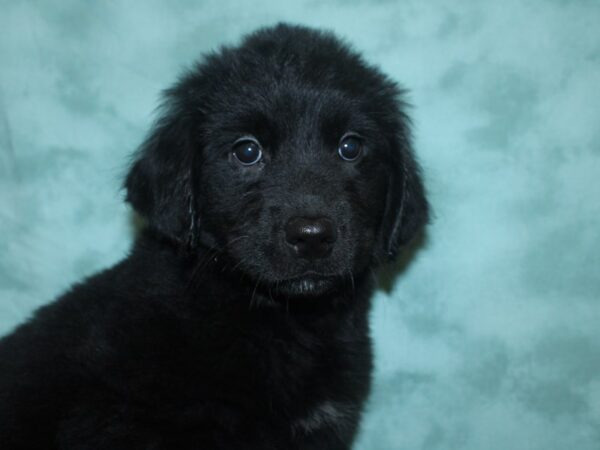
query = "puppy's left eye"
xmin=338 ymin=135 xmax=363 ymax=161
xmin=232 ymin=138 xmax=262 ymax=166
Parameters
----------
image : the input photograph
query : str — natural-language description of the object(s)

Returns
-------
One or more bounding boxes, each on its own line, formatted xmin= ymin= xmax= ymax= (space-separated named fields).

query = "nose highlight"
xmin=285 ymin=217 xmax=337 ymax=259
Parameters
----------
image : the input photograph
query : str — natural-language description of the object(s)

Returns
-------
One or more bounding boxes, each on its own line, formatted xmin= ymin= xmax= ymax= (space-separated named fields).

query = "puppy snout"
xmin=285 ymin=217 xmax=337 ymax=259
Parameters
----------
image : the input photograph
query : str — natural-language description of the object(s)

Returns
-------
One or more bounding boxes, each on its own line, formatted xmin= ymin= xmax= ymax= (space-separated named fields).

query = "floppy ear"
xmin=377 ymin=132 xmax=429 ymax=262
xmin=124 ymin=98 xmax=198 ymax=246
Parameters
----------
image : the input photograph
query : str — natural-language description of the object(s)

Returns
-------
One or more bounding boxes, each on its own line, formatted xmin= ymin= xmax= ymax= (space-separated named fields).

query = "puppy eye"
xmin=232 ymin=138 xmax=262 ymax=166
xmin=338 ymin=135 xmax=363 ymax=161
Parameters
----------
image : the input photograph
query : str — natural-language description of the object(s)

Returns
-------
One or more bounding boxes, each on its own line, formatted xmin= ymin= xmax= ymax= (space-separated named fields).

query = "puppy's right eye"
xmin=232 ymin=139 xmax=262 ymax=166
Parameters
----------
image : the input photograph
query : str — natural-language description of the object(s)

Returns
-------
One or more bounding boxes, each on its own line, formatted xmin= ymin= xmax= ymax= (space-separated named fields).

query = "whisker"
xmin=249 ymin=274 xmax=262 ymax=310
xmin=186 ymin=235 xmax=250 ymax=292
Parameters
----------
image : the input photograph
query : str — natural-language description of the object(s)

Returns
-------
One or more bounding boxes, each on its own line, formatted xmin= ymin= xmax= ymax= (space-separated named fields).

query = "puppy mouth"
xmin=271 ymin=271 xmax=340 ymax=297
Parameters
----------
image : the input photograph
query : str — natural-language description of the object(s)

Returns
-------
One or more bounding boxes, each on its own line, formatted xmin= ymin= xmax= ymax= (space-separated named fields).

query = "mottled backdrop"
xmin=1 ymin=1 xmax=599 ymax=449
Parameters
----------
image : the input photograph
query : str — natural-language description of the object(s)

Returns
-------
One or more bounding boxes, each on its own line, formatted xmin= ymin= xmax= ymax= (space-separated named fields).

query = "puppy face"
xmin=199 ymin=87 xmax=389 ymax=296
xmin=125 ymin=24 xmax=428 ymax=297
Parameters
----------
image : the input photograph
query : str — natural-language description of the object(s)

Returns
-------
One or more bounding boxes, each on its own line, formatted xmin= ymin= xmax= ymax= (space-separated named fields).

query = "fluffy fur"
xmin=0 ymin=24 xmax=428 ymax=449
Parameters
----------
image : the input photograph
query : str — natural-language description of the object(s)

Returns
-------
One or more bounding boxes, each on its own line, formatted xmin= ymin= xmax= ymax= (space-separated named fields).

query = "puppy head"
xmin=125 ymin=24 xmax=428 ymax=297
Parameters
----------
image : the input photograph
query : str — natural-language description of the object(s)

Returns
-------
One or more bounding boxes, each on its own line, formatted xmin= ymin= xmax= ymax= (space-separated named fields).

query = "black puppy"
xmin=0 ymin=24 xmax=428 ymax=449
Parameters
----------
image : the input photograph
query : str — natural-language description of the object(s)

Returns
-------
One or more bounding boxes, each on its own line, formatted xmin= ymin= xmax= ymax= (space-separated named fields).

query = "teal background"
xmin=1 ymin=1 xmax=599 ymax=448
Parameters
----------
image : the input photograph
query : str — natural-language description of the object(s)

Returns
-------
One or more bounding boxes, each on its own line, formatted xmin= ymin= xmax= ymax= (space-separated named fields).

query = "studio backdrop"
xmin=1 ymin=1 xmax=599 ymax=449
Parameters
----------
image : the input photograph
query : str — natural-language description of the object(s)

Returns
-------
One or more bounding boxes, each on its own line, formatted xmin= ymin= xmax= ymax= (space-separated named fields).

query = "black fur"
xmin=0 ymin=24 xmax=428 ymax=449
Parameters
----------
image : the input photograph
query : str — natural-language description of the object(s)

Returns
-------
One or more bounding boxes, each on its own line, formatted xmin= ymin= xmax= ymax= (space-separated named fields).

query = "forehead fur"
xmin=166 ymin=23 xmax=407 ymax=137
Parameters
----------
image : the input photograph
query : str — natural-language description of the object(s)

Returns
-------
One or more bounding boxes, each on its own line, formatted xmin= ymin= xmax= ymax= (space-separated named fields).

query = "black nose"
xmin=285 ymin=217 xmax=337 ymax=259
